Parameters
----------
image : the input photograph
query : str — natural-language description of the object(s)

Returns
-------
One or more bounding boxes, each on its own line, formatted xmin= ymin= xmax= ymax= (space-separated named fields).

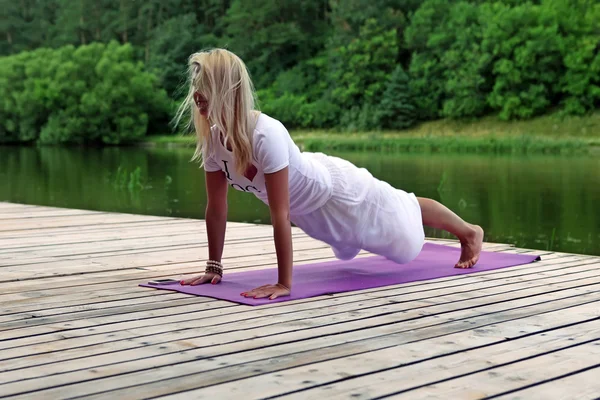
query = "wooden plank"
xmin=0 ymin=209 xmax=105 ymax=220
xmin=3 ymin=291 xmax=597 ymax=399
xmin=4 ymin=260 xmax=596 ymax=340
xmin=0 ymin=240 xmax=512 ymax=297
xmin=149 ymin=319 xmax=600 ymax=400
xmin=0 ymin=218 xmax=277 ymax=250
xmin=0 ymin=245 xmax=348 ymax=300
xmin=7 ymin=222 xmax=473 ymax=265
xmin=490 ymin=366 xmax=600 ymax=400
xmin=0 ymin=219 xmax=241 ymax=239
xmin=383 ymin=342 xmax=600 ymax=399
xmin=1 ymin=246 xmax=518 ymax=316
xmin=0 ymin=219 xmax=269 ymax=252
xmin=0 ymin=237 xmax=524 ymax=290
xmin=0 ymin=294 xmax=219 ymax=334
xmin=0 ymin=249 xmax=336 ymax=299
xmin=0 ymin=224 xmax=298 ymax=262
xmin=0 ymin=236 xmax=330 ymax=281
xmin=4 ymin=255 xmax=566 ymax=322
xmin=0 ymin=250 xmax=592 ymax=332
xmin=3 ymin=290 xmax=179 ymax=316
xmin=0 ymin=252 xmax=574 ymax=323
xmin=0 ymin=213 xmax=178 ymax=232
xmin=0 ymin=252 xmax=576 ymax=352
xmin=2 ymin=231 xmax=326 ymax=272
xmin=0 ymin=225 xmax=287 ymax=262
xmin=0 ymin=203 xmax=596 ymax=400
xmin=0 ymin=277 xmax=596 ymax=382
xmin=0 ymin=253 xmax=591 ymax=351
xmin=0 ymin=252 xmax=589 ymax=344
xmin=0 ymin=227 xmax=305 ymax=267
xmin=0 ymin=204 xmax=124 ymax=216
xmin=0 ymin=221 xmax=228 ymax=251
xmin=0 ymin=292 xmax=191 ymax=324
xmin=0 ymin=203 xmax=75 ymax=212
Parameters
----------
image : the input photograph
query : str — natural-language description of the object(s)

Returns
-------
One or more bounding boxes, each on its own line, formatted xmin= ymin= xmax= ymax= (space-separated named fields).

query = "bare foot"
xmin=455 ymin=224 xmax=484 ymax=269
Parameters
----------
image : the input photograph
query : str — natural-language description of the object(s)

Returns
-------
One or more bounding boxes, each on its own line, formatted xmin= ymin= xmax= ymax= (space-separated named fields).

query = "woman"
xmin=177 ymin=49 xmax=484 ymax=300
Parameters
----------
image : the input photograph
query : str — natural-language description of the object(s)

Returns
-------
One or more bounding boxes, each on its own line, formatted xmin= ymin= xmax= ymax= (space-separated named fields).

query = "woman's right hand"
xmin=181 ymin=272 xmax=221 ymax=286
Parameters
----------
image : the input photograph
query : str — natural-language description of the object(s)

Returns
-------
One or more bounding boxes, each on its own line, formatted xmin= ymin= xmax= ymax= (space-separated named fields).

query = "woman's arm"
xmin=182 ymin=169 xmax=228 ymax=286
xmin=240 ymin=166 xmax=292 ymax=300
xmin=264 ymin=167 xmax=293 ymax=289
xmin=205 ymin=169 xmax=229 ymax=264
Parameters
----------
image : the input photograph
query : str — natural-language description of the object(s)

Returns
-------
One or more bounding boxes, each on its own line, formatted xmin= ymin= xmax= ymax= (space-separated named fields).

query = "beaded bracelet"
xmin=206 ymin=260 xmax=222 ymax=267
xmin=205 ymin=267 xmax=222 ymax=277
xmin=204 ymin=260 xmax=223 ymax=277
xmin=205 ymin=268 xmax=222 ymax=277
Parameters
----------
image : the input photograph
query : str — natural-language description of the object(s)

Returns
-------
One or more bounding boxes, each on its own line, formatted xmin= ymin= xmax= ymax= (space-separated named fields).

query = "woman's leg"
xmin=417 ymin=197 xmax=484 ymax=269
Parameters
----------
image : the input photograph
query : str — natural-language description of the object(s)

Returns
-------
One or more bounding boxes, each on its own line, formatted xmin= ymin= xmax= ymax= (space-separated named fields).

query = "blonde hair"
xmin=174 ymin=48 xmax=259 ymax=175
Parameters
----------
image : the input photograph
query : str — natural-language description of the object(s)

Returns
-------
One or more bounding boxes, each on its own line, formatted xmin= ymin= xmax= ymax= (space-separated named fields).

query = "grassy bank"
xmin=144 ymin=112 xmax=600 ymax=155
xmin=300 ymin=135 xmax=598 ymax=155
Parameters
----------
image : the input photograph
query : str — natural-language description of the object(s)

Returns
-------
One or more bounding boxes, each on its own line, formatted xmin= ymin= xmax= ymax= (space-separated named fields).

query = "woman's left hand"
xmin=241 ymin=283 xmax=290 ymax=300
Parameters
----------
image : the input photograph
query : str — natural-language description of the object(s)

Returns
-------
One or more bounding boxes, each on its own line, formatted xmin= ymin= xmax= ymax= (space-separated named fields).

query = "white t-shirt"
xmin=202 ymin=113 xmax=332 ymax=215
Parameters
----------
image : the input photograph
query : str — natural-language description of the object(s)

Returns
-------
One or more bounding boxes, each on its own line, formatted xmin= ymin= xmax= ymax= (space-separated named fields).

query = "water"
xmin=1 ymin=145 xmax=598 ymax=256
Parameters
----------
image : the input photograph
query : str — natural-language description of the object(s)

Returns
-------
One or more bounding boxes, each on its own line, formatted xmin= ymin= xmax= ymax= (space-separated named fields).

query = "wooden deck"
xmin=0 ymin=201 xmax=599 ymax=400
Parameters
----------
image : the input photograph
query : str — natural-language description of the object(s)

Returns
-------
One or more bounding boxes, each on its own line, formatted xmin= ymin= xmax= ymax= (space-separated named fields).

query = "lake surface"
xmin=1 ymin=145 xmax=598 ymax=256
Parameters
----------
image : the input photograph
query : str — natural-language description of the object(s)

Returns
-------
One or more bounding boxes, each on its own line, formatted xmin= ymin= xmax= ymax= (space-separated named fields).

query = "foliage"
xmin=146 ymin=13 xmax=218 ymax=98
xmin=0 ymin=0 xmax=599 ymax=140
xmin=376 ymin=65 xmax=416 ymax=129
xmin=554 ymin=0 xmax=600 ymax=115
xmin=0 ymin=41 xmax=171 ymax=144
xmin=222 ymin=0 xmax=329 ymax=88
xmin=481 ymin=2 xmax=563 ymax=120
xmin=405 ymin=0 xmax=600 ymax=121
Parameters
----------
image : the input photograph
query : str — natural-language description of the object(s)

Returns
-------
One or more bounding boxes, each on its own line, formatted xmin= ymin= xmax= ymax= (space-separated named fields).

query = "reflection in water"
xmin=1 ymin=146 xmax=598 ymax=256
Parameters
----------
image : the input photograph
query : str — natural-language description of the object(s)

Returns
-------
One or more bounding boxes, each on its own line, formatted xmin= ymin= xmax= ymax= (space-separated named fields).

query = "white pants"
xmin=290 ymin=153 xmax=425 ymax=264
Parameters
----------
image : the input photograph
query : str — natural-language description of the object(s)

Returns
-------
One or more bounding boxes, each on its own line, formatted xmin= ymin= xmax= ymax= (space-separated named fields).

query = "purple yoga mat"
xmin=139 ymin=243 xmax=540 ymax=306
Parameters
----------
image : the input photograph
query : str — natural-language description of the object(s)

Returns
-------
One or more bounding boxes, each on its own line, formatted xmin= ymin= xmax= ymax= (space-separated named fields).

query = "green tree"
xmin=326 ymin=18 xmax=398 ymax=130
xmin=554 ymin=0 xmax=600 ymax=115
xmin=404 ymin=0 xmax=452 ymax=120
xmin=482 ymin=2 xmax=563 ymax=120
xmin=0 ymin=50 xmax=40 ymax=141
xmin=51 ymin=0 xmax=106 ymax=47
xmin=331 ymin=19 xmax=398 ymax=109
xmin=222 ymin=0 xmax=329 ymax=87
xmin=406 ymin=0 xmax=491 ymax=120
xmin=327 ymin=0 xmax=419 ymax=52
xmin=1 ymin=0 xmax=599 ymax=132
xmin=0 ymin=0 xmax=61 ymax=55
xmin=146 ymin=13 xmax=219 ymax=98
xmin=0 ymin=42 xmax=171 ymax=144
xmin=377 ymin=65 xmax=416 ymax=129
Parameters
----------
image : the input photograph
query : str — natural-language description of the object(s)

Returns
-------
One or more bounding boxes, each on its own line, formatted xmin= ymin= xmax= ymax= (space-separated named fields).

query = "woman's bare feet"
xmin=416 ymin=197 xmax=485 ymax=269
xmin=455 ymin=224 xmax=484 ymax=269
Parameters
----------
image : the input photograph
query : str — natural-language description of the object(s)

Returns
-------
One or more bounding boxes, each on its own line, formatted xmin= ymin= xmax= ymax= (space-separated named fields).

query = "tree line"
xmin=1 ymin=0 xmax=598 ymax=144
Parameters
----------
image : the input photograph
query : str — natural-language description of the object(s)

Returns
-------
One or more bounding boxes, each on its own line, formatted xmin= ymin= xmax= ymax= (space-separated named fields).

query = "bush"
xmin=257 ymin=90 xmax=306 ymax=128
xmin=555 ymin=0 xmax=600 ymax=115
xmin=298 ymin=100 xmax=341 ymax=129
xmin=482 ymin=2 xmax=563 ymax=120
xmin=0 ymin=41 xmax=171 ymax=144
xmin=258 ymin=88 xmax=340 ymax=129
xmin=339 ymin=102 xmax=382 ymax=132
xmin=405 ymin=0 xmax=600 ymax=122
xmin=328 ymin=18 xmax=399 ymax=112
